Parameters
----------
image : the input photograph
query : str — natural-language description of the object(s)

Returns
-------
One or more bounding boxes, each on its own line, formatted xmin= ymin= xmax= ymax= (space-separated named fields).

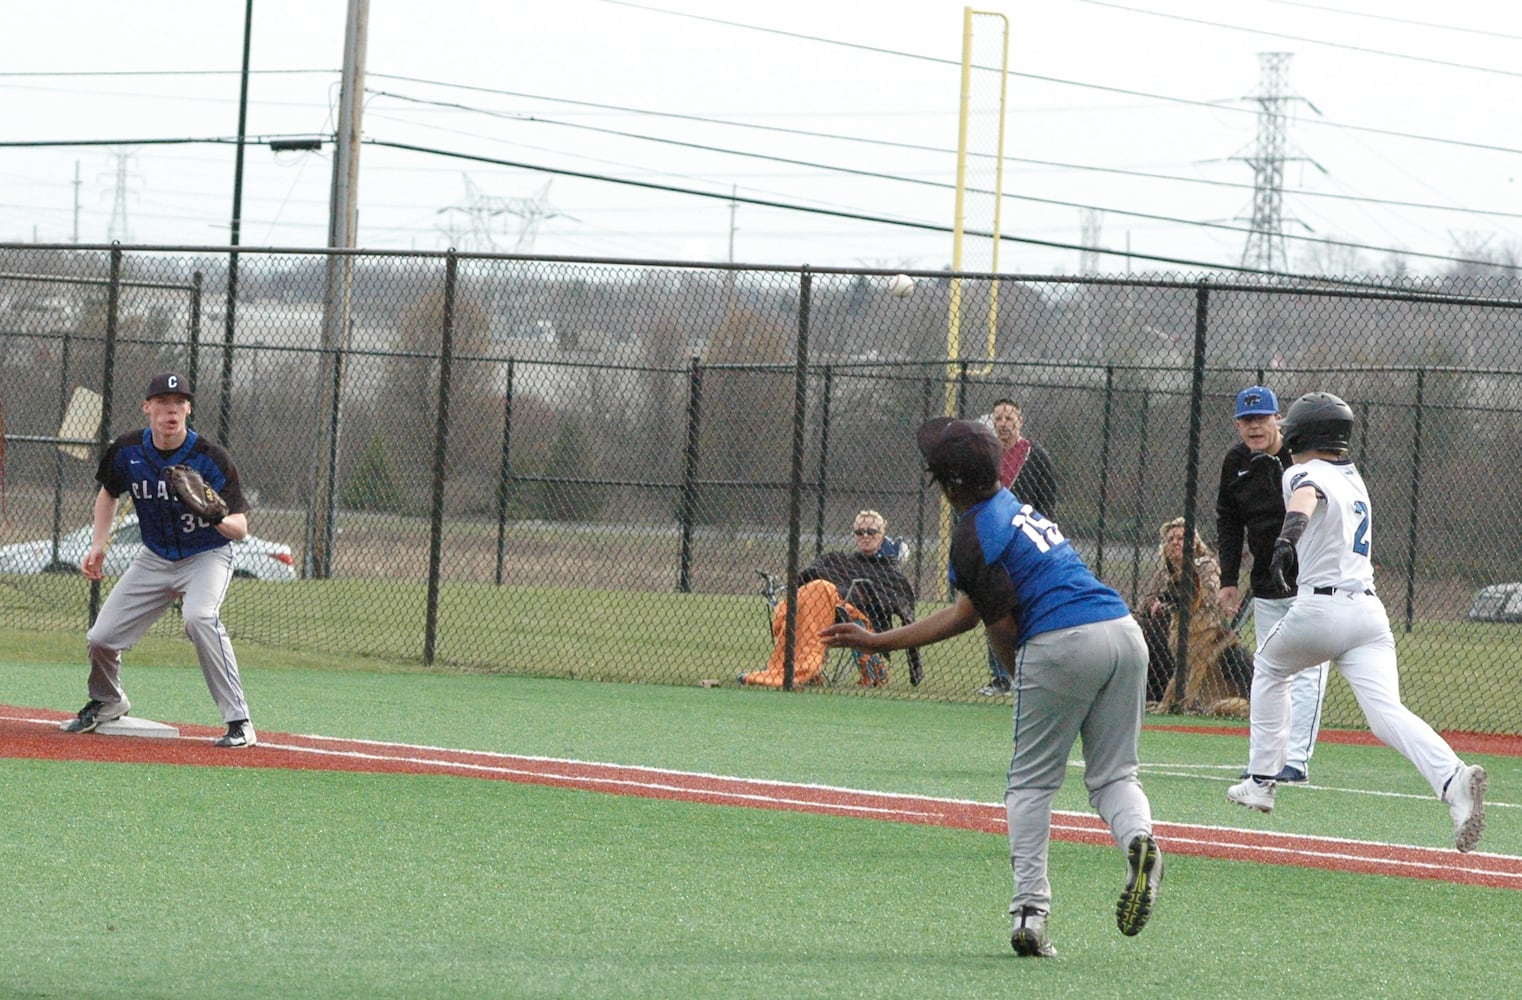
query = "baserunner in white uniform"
xmin=60 ymin=371 xmax=258 ymax=748
xmin=1227 ymin=392 xmax=1486 ymax=852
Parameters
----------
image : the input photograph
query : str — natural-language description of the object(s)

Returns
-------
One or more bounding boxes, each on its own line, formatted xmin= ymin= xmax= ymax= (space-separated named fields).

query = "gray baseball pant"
xmin=85 ymin=546 xmax=251 ymax=724
xmin=1004 ymin=615 xmax=1153 ymax=916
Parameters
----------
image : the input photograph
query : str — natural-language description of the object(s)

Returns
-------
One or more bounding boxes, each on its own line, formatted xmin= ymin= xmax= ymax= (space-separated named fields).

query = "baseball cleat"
xmin=214 ymin=720 xmax=257 ymax=748
xmin=1238 ymin=765 xmax=1307 ymax=783
xmin=1227 ymin=776 xmax=1277 ymax=813
xmin=60 ymin=698 xmax=130 ymax=733
xmin=1447 ymin=765 xmax=1487 ymax=853
xmin=1116 ymin=834 xmax=1162 ymax=936
xmin=1010 ymin=906 xmax=1057 ymax=958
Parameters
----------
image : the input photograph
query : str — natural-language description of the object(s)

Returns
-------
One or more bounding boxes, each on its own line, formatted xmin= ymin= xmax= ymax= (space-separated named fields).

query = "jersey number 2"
xmin=1352 ymin=500 xmax=1370 ymax=556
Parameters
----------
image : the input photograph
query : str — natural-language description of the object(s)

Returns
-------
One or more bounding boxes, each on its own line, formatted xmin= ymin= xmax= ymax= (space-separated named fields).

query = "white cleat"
xmin=1227 ymin=776 xmax=1277 ymax=813
xmin=1447 ymin=765 xmax=1487 ymax=853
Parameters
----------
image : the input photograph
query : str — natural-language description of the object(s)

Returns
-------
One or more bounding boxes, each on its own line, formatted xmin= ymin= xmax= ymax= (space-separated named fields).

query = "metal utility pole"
xmin=221 ymin=0 xmax=254 ymax=445
xmin=307 ymin=0 xmax=369 ymax=579
xmin=72 ymin=161 xmax=81 ymax=243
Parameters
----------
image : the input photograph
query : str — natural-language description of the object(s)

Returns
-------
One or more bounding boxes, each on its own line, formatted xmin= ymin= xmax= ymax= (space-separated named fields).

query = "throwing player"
xmin=60 ymin=372 xmax=258 ymax=748
xmin=1227 ymin=392 xmax=1486 ymax=852
xmin=821 ymin=417 xmax=1160 ymax=957
xmin=1215 ymin=385 xmax=1327 ymax=782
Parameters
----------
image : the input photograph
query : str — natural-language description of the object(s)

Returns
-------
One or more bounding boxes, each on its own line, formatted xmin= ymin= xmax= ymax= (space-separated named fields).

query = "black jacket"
xmin=799 ymin=550 xmax=923 ymax=676
xmin=1215 ymin=441 xmax=1294 ymax=599
xmin=1011 ymin=443 xmax=1059 ymax=518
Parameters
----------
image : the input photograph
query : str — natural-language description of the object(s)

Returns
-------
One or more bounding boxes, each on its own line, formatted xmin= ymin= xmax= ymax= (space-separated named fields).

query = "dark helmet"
xmin=1280 ymin=392 xmax=1354 ymax=454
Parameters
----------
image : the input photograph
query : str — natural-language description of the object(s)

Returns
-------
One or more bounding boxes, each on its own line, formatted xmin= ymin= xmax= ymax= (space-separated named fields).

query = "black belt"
xmin=1313 ymin=586 xmax=1375 ymax=597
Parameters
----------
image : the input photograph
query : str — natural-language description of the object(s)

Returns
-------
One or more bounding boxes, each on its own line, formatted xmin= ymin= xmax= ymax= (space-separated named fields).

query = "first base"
xmin=94 ymin=716 xmax=180 ymax=739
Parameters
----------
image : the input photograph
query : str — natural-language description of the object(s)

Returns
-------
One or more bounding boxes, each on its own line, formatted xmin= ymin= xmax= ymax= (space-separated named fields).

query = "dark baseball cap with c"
xmin=916 ymin=416 xmax=1001 ymax=490
xmin=145 ymin=371 xmax=193 ymax=401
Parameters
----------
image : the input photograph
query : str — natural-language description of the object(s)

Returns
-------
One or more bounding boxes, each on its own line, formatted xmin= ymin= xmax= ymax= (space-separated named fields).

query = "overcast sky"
xmin=2 ymin=0 xmax=1517 ymax=276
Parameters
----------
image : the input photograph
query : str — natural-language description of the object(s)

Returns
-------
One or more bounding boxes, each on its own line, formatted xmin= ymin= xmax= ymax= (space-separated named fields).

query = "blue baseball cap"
xmin=1234 ymin=385 xmax=1278 ymax=418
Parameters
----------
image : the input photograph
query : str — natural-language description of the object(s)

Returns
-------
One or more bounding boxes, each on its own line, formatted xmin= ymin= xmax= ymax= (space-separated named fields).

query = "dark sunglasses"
xmin=854 ymin=528 xmax=881 ymax=537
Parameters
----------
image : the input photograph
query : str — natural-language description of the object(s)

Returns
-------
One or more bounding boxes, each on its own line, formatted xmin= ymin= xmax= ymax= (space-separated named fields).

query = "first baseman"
xmin=1227 ymin=392 xmax=1486 ymax=852
xmin=60 ymin=371 xmax=258 ymax=748
xmin=820 ymin=417 xmax=1160 ymax=957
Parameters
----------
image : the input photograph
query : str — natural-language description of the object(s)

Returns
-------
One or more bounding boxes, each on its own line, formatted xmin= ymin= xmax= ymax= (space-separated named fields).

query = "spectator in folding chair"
xmin=740 ymin=509 xmax=923 ymax=688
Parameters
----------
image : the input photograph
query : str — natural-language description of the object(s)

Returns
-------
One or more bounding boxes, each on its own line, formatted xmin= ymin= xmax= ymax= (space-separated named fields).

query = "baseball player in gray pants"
xmin=822 ymin=417 xmax=1160 ymax=958
xmin=60 ymin=371 xmax=257 ymax=748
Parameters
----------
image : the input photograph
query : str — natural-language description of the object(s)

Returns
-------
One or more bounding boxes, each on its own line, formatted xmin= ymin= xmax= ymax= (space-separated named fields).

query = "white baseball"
xmin=887 ymin=273 xmax=915 ymax=298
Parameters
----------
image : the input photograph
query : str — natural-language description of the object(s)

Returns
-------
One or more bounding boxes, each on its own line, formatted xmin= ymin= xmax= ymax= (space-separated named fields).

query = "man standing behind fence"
xmin=976 ymin=396 xmax=1060 ymax=696
xmin=59 ymin=371 xmax=258 ymax=748
xmin=1216 ymin=385 xmax=1326 ymax=782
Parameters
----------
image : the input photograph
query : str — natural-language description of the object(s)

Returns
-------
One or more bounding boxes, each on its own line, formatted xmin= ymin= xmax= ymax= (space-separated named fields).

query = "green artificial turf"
xmin=3 ymin=759 xmax=1516 ymax=1000
xmin=3 ymin=639 xmax=1519 ymax=997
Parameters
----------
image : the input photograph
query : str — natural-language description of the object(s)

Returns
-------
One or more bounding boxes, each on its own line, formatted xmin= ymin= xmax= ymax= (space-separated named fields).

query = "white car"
xmin=0 ymin=514 xmax=297 ymax=582
xmin=1470 ymin=583 xmax=1522 ymax=623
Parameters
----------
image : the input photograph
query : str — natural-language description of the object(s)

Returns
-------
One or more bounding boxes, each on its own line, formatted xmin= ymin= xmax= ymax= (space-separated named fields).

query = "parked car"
xmin=0 ymin=515 xmax=297 ymax=582
xmin=1468 ymin=583 xmax=1522 ymax=623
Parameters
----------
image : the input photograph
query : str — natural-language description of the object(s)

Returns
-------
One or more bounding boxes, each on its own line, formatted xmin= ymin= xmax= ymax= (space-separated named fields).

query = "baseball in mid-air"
xmin=887 ymin=273 xmax=915 ymax=298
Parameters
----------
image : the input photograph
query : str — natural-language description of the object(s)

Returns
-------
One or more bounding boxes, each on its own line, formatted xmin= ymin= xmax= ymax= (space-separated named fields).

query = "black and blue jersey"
xmin=949 ymin=488 xmax=1131 ymax=645
xmin=96 ymin=428 xmax=249 ymax=561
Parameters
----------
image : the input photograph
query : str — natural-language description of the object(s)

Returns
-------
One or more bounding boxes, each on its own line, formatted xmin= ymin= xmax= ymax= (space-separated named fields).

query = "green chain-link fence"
xmin=3 ymin=244 xmax=1520 ymax=730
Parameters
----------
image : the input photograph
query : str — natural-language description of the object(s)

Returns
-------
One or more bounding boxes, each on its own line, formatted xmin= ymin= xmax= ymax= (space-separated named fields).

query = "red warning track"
xmin=3 ymin=706 xmax=1517 ymax=891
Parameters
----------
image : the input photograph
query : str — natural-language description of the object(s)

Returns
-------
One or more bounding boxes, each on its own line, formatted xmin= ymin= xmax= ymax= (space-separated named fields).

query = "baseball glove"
xmin=165 ymin=464 xmax=228 ymax=525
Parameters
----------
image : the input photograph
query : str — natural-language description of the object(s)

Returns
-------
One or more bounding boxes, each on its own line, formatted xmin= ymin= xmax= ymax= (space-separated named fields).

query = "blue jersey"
xmin=96 ymin=428 xmax=249 ymax=561
xmin=948 ymin=488 xmax=1130 ymax=645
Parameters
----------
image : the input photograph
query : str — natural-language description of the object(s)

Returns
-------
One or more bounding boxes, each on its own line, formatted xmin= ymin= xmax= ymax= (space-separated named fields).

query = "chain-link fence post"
xmin=423 ymin=251 xmax=458 ymax=665
xmin=1403 ymin=367 xmax=1426 ymax=633
xmin=811 ymin=364 xmax=834 ymax=561
xmin=677 ymin=355 xmax=703 ymax=594
xmin=780 ymin=267 xmax=813 ymax=690
xmin=1094 ymin=365 xmax=1117 ymax=579
xmin=493 ymin=357 xmax=515 ymax=587
xmin=1171 ymin=279 xmax=1212 ymax=704
xmin=88 ymin=245 xmax=124 ymax=624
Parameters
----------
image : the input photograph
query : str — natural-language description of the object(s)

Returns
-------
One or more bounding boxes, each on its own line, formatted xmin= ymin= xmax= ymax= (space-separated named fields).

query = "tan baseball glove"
xmin=164 ymin=464 xmax=229 ymax=525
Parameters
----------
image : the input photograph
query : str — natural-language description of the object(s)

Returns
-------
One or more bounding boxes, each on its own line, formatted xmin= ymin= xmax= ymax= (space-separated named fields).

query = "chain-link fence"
xmin=3 ymin=244 xmax=1520 ymax=732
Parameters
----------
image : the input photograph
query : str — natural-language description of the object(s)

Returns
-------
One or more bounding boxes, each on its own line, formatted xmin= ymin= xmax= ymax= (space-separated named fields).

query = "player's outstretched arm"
xmin=821 ymin=594 xmax=979 ymax=653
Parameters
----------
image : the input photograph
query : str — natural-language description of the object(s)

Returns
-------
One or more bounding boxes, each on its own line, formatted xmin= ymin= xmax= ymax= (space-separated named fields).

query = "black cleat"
xmin=214 ymin=720 xmax=257 ymax=748
xmin=1010 ymin=906 xmax=1057 ymax=958
xmin=60 ymin=699 xmax=129 ymax=733
xmin=1117 ymin=834 xmax=1162 ymax=936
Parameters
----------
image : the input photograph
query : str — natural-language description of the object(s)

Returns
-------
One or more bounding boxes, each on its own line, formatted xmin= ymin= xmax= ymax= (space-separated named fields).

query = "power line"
xmin=0 ymin=68 xmax=335 ymax=78
xmin=362 ymin=136 xmax=1520 ymax=275
xmin=1262 ymin=0 xmax=1522 ymax=41
xmin=368 ymin=69 xmax=1522 ymax=162
xmin=1046 ymin=0 xmax=1522 ymax=78
xmin=369 ymin=86 xmax=1522 ymax=225
xmin=5 ymin=124 xmax=1509 ymax=272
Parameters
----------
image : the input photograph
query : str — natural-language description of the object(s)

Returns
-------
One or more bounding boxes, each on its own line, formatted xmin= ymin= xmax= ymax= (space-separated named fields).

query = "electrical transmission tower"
xmin=1079 ymin=209 xmax=1103 ymax=275
xmin=437 ymin=176 xmax=571 ymax=253
xmin=1236 ymin=52 xmax=1320 ymax=273
xmin=104 ymin=150 xmax=140 ymax=244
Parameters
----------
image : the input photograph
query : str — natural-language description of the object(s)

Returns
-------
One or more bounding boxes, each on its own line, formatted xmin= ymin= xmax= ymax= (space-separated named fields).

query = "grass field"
xmin=3 ymin=636 xmax=1519 ymax=998
xmin=6 ymin=565 xmax=1522 ymax=733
